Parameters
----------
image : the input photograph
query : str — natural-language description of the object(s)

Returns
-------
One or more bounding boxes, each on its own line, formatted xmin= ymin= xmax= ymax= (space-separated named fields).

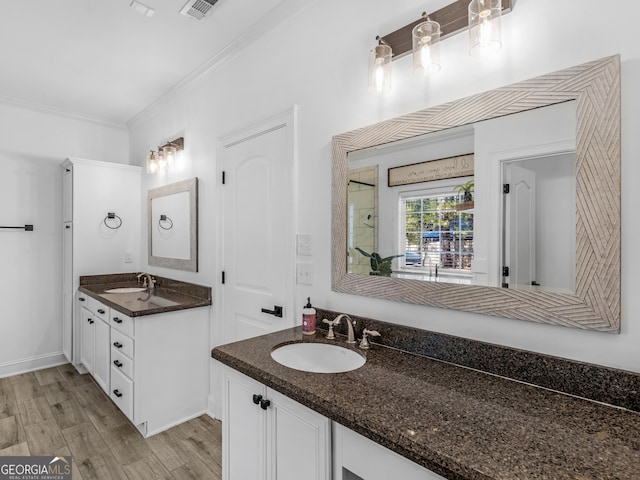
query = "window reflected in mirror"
xmin=399 ymin=187 xmax=474 ymax=284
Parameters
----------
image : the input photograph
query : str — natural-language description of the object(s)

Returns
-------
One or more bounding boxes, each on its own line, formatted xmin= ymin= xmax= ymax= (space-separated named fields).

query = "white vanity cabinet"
xmin=109 ymin=304 xmax=209 ymax=437
xmin=77 ymin=292 xmax=209 ymax=437
xmin=78 ymin=294 xmax=110 ymax=393
xmin=220 ymin=365 xmax=331 ymax=480
xmin=333 ymin=424 xmax=446 ymax=480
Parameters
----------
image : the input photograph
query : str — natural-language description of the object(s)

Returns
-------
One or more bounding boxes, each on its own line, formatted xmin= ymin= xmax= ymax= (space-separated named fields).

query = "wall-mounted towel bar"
xmin=0 ymin=225 xmax=34 ymax=231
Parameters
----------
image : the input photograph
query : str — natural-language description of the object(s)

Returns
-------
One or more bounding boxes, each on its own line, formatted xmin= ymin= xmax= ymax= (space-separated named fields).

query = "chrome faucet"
xmin=137 ymin=272 xmax=156 ymax=289
xmin=359 ymin=328 xmax=381 ymax=350
xmin=333 ymin=314 xmax=356 ymax=344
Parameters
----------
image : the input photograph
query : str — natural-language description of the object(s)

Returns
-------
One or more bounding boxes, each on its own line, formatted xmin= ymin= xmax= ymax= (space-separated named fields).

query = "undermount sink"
xmin=147 ymin=296 xmax=180 ymax=308
xmin=270 ymin=342 xmax=365 ymax=373
xmin=104 ymin=287 xmax=147 ymax=293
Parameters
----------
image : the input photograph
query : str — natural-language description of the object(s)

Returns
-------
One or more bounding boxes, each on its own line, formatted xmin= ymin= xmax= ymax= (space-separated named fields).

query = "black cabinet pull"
xmin=79 ymin=297 xmax=85 ymax=302
xmin=113 ymin=389 xmax=123 ymax=398
xmin=252 ymin=394 xmax=263 ymax=405
xmin=113 ymin=360 xmax=123 ymax=368
xmin=260 ymin=399 xmax=271 ymax=410
xmin=87 ymin=319 xmax=94 ymax=324
xmin=113 ymin=342 xmax=123 ymax=348
xmin=113 ymin=318 xmax=123 ymax=324
xmin=97 ymin=309 xmax=105 ymax=314
xmin=261 ymin=305 xmax=283 ymax=318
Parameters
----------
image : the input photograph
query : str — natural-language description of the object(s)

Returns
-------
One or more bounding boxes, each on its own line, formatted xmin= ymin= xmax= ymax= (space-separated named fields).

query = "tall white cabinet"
xmin=62 ymin=158 xmax=141 ymax=367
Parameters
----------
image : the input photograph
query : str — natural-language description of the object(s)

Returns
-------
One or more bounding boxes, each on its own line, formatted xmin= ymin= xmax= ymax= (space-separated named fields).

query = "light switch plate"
xmin=296 ymin=234 xmax=312 ymax=256
xmin=124 ymin=252 xmax=133 ymax=263
xmin=296 ymin=262 xmax=313 ymax=285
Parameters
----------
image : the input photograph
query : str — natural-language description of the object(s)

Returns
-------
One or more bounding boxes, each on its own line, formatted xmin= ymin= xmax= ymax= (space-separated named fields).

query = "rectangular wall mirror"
xmin=148 ymin=177 xmax=198 ymax=272
xmin=332 ymin=56 xmax=620 ymax=332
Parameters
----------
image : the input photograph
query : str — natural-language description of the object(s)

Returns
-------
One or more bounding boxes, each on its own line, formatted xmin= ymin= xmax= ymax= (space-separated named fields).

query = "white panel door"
xmin=503 ymin=163 xmax=536 ymax=288
xmin=93 ymin=317 xmax=110 ymax=393
xmin=222 ymin=368 xmax=267 ymax=480
xmin=221 ymin=110 xmax=296 ymax=343
xmin=267 ymin=388 xmax=331 ymax=480
xmin=80 ymin=308 xmax=95 ymax=373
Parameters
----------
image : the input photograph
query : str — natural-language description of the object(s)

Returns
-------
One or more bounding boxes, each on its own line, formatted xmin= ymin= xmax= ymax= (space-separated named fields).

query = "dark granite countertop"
xmin=79 ymin=273 xmax=211 ymax=317
xmin=212 ymin=327 xmax=640 ymax=480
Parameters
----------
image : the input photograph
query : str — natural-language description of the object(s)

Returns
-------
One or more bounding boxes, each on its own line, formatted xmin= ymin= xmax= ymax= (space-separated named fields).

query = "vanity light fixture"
xmin=368 ymin=39 xmax=393 ymax=93
xmin=412 ymin=14 xmax=441 ymax=76
xmin=369 ymin=0 xmax=512 ymax=91
xmin=146 ymin=137 xmax=184 ymax=175
xmin=468 ymin=0 xmax=502 ymax=56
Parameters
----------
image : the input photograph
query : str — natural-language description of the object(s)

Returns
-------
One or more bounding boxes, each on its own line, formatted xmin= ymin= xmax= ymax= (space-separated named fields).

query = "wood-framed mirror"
xmin=332 ymin=56 xmax=620 ymax=332
xmin=148 ymin=177 xmax=198 ymax=272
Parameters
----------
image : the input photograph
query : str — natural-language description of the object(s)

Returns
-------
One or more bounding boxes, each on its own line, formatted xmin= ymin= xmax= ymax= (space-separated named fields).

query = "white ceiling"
xmin=0 ymin=0 xmax=303 ymax=125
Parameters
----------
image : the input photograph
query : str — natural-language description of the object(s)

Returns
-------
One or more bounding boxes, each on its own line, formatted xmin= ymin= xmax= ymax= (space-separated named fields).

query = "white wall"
xmin=128 ymin=0 xmax=640 ymax=373
xmin=0 ymin=104 xmax=129 ymax=376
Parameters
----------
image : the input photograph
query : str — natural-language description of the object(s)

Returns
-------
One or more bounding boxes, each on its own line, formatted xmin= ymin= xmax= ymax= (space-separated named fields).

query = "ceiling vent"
xmin=180 ymin=0 xmax=219 ymax=20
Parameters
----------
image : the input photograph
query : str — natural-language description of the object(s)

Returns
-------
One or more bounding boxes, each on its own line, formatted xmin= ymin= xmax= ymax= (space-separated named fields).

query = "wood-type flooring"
xmin=0 ymin=364 xmax=222 ymax=479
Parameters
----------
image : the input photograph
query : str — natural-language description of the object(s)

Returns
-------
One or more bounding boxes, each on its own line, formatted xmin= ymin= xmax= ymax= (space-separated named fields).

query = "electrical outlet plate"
xmin=297 ymin=234 xmax=312 ymax=256
xmin=296 ymin=263 xmax=313 ymax=285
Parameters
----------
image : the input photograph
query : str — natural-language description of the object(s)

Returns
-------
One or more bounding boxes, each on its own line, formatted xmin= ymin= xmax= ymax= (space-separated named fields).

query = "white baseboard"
xmin=0 ymin=352 xmax=68 ymax=379
xmin=207 ymin=393 xmax=219 ymax=420
xmin=143 ymin=410 xmax=208 ymax=438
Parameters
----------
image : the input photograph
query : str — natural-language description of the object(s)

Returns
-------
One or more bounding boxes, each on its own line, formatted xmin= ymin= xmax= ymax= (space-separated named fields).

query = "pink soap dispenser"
xmin=302 ymin=297 xmax=316 ymax=335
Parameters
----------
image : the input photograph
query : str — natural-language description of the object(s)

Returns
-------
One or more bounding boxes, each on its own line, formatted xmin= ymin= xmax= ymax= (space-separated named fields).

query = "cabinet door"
xmin=80 ymin=308 xmax=94 ymax=373
xmin=222 ymin=368 xmax=267 ymax=480
xmin=93 ymin=317 xmax=110 ymax=393
xmin=63 ymin=165 xmax=73 ymax=222
xmin=267 ymin=388 xmax=331 ymax=480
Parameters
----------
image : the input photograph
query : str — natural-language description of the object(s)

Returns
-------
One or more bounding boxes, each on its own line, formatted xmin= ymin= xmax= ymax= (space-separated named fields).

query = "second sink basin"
xmin=271 ymin=342 xmax=365 ymax=373
xmin=104 ymin=287 xmax=147 ymax=293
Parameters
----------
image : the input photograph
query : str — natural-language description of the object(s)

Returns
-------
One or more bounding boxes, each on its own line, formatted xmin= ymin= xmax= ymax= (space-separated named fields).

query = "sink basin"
xmin=147 ymin=296 xmax=180 ymax=308
xmin=104 ymin=287 xmax=147 ymax=293
xmin=270 ymin=342 xmax=365 ymax=373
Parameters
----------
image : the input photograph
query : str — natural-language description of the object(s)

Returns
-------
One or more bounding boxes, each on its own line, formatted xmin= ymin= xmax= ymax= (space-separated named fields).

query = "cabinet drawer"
xmin=111 ymin=329 xmax=134 ymax=358
xmin=85 ymin=297 xmax=109 ymax=321
xmin=111 ymin=366 xmax=134 ymax=421
xmin=111 ymin=311 xmax=134 ymax=337
xmin=111 ymin=348 xmax=134 ymax=380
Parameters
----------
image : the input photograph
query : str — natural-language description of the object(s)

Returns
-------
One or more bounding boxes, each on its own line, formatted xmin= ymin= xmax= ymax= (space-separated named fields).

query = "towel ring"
xmin=159 ymin=214 xmax=174 ymax=230
xmin=104 ymin=212 xmax=123 ymax=230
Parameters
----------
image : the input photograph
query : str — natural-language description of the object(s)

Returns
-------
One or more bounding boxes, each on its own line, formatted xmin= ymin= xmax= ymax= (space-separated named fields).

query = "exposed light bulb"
xmin=469 ymin=0 xmax=502 ymax=57
xmin=412 ymin=18 xmax=441 ymax=76
xmin=368 ymin=43 xmax=392 ymax=93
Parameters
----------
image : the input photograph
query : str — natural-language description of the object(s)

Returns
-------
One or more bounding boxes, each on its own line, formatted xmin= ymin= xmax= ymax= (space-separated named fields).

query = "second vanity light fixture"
xmin=369 ymin=0 xmax=511 ymax=92
xmin=146 ymin=137 xmax=185 ymax=174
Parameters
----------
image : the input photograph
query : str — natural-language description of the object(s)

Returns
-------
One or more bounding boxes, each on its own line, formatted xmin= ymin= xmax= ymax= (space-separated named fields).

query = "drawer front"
xmin=111 ymin=311 xmax=134 ymax=337
xmin=111 ymin=329 xmax=134 ymax=358
xmin=111 ymin=348 xmax=134 ymax=380
xmin=94 ymin=303 xmax=110 ymax=322
xmin=110 ymin=366 xmax=134 ymax=421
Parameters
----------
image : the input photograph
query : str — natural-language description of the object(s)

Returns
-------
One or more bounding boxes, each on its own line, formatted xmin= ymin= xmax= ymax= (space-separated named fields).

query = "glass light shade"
xmin=163 ymin=145 xmax=177 ymax=168
xmin=412 ymin=20 xmax=441 ymax=76
xmin=469 ymin=0 xmax=502 ymax=56
xmin=146 ymin=150 xmax=158 ymax=174
xmin=157 ymin=150 xmax=166 ymax=172
xmin=368 ymin=44 xmax=392 ymax=93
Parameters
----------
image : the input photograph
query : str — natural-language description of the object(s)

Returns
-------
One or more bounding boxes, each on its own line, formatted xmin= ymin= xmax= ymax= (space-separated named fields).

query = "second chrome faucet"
xmin=322 ymin=313 xmax=380 ymax=349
